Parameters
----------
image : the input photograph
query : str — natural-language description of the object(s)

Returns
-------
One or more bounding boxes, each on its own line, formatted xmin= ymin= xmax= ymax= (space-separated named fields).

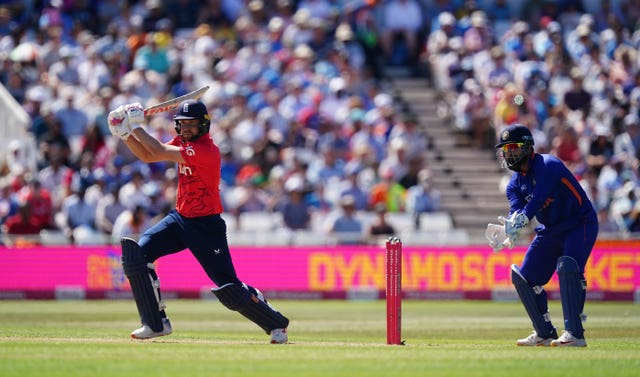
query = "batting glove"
xmin=108 ymin=105 xmax=132 ymax=141
xmin=124 ymin=102 xmax=145 ymax=129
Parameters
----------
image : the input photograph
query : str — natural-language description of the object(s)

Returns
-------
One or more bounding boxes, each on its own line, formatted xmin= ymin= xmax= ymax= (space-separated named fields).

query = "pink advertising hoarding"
xmin=1 ymin=241 xmax=639 ymax=300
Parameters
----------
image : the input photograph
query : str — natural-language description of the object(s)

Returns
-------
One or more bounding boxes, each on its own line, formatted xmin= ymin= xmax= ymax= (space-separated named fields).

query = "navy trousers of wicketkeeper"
xmin=518 ymin=211 xmax=598 ymax=287
xmin=517 ymin=211 xmax=598 ymax=337
xmin=138 ymin=209 xmax=241 ymax=287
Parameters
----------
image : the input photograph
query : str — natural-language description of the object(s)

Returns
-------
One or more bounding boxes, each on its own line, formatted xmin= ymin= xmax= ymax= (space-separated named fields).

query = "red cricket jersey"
xmin=168 ymin=134 xmax=224 ymax=217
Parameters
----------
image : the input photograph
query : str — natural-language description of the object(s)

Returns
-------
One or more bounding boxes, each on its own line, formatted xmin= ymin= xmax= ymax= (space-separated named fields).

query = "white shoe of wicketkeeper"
xmin=270 ymin=328 xmax=288 ymax=344
xmin=131 ymin=318 xmax=173 ymax=339
xmin=550 ymin=331 xmax=587 ymax=347
xmin=516 ymin=331 xmax=555 ymax=347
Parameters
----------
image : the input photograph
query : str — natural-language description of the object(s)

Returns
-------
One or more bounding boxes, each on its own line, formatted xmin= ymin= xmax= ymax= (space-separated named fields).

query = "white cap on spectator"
xmin=293 ymin=44 xmax=314 ymax=59
xmin=547 ymin=21 xmax=561 ymax=34
xmin=284 ymin=174 xmax=304 ymax=192
xmin=268 ymin=17 xmax=284 ymax=32
xmin=293 ymin=8 xmax=310 ymax=26
xmin=470 ymin=11 xmax=487 ymax=27
xmin=374 ymin=93 xmax=392 ymax=108
xmin=594 ymin=124 xmax=611 ymax=137
xmin=579 ymin=13 xmax=594 ymax=28
xmin=576 ymin=24 xmax=590 ymax=37
xmin=624 ymin=113 xmax=639 ymax=128
xmin=335 ymin=23 xmax=354 ymax=41
xmin=438 ymin=12 xmax=455 ymax=26
xmin=448 ymin=36 xmax=463 ymax=51
xmin=513 ymin=21 xmax=529 ymax=34
xmin=329 ymin=77 xmax=345 ymax=92
xmin=26 ymin=85 xmax=49 ymax=102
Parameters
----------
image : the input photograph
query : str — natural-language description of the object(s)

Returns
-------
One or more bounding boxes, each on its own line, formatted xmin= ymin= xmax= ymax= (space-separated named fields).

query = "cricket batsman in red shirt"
xmin=108 ymin=100 xmax=289 ymax=343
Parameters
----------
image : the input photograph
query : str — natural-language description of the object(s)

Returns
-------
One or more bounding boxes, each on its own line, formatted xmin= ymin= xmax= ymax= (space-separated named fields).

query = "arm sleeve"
xmin=523 ymin=158 xmax=559 ymax=219
xmin=505 ymin=175 xmax=526 ymax=214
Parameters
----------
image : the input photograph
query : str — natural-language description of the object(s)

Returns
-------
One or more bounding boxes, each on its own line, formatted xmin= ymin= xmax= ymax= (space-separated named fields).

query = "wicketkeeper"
xmin=107 ymin=100 xmax=289 ymax=343
xmin=486 ymin=124 xmax=598 ymax=347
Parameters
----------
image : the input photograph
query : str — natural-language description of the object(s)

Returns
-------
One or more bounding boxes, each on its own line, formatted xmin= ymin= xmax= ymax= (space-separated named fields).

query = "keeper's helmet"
xmin=173 ymin=99 xmax=211 ymax=140
xmin=495 ymin=124 xmax=534 ymax=171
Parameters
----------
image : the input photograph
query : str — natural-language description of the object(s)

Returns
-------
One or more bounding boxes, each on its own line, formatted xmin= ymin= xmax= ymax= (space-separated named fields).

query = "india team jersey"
xmin=505 ymin=153 xmax=594 ymax=228
xmin=168 ymin=134 xmax=223 ymax=217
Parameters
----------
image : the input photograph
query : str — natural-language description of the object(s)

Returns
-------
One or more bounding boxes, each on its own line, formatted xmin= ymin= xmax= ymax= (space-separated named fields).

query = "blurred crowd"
xmin=0 ymin=0 xmax=639 ymax=246
xmin=424 ymin=0 xmax=640 ymax=235
xmin=0 ymin=0 xmax=439 ymax=246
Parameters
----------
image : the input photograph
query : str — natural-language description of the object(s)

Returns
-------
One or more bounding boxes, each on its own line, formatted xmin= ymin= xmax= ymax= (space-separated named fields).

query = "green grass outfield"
xmin=1 ymin=299 xmax=639 ymax=377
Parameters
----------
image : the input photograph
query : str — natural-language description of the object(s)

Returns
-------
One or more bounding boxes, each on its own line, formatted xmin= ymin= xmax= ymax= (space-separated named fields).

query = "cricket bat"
xmin=144 ymin=85 xmax=210 ymax=116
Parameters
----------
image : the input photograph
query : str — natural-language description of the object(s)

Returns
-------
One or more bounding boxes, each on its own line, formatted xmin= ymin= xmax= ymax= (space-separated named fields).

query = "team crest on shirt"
xmin=501 ymin=130 xmax=509 ymax=141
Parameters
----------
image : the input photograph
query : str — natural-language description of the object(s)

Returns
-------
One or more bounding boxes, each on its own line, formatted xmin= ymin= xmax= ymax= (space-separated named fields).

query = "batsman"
xmin=107 ymin=100 xmax=289 ymax=343
xmin=487 ymin=124 xmax=598 ymax=347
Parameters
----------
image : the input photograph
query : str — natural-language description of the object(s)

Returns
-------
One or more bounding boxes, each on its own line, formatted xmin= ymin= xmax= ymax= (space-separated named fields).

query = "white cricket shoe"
xmin=270 ymin=328 xmax=288 ymax=344
xmin=131 ymin=318 xmax=173 ymax=339
xmin=516 ymin=331 xmax=555 ymax=347
xmin=550 ymin=331 xmax=587 ymax=347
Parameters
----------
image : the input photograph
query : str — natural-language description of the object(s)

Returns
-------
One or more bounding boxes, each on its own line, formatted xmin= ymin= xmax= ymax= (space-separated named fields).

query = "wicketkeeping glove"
xmin=108 ymin=105 xmax=132 ymax=141
xmin=501 ymin=211 xmax=529 ymax=238
xmin=485 ymin=219 xmax=514 ymax=252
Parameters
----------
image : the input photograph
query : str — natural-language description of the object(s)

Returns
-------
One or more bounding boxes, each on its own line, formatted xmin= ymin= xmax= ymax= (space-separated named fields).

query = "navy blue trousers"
xmin=138 ymin=209 xmax=240 ymax=287
xmin=519 ymin=211 xmax=598 ymax=318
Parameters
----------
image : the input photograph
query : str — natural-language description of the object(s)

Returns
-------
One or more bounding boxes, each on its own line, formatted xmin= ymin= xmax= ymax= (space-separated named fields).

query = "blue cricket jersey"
xmin=505 ymin=154 xmax=595 ymax=230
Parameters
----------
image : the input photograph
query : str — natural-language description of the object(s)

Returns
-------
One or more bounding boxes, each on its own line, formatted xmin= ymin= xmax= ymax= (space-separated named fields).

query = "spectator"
xmin=54 ymin=89 xmax=90 ymax=158
xmin=25 ymin=86 xmax=52 ymax=142
xmin=306 ymin=144 xmax=344 ymax=187
xmin=95 ymin=184 xmax=127 ymax=236
xmin=550 ymin=124 xmax=584 ymax=174
xmin=58 ymin=185 xmax=98 ymax=244
xmin=365 ymin=203 xmax=396 ymax=240
xmin=454 ymin=77 xmax=492 ymax=148
xmin=378 ymin=138 xmax=411 ymax=183
xmin=278 ymin=176 xmax=311 ymax=231
xmin=17 ymin=179 xmax=54 ymax=231
xmin=609 ymin=181 xmax=640 ymax=232
xmin=586 ymin=125 xmax=615 ymax=175
xmin=0 ymin=180 xmax=18 ymax=226
xmin=380 ymin=0 xmax=423 ymax=67
xmin=596 ymin=155 xmax=630 ymax=210
xmin=225 ymin=169 xmax=270 ymax=230
xmin=486 ymin=45 xmax=514 ymax=104
xmin=325 ymin=194 xmax=363 ymax=244
xmin=493 ymin=82 xmax=522 ymax=136
xmin=614 ymin=113 xmax=640 ymax=166
xmin=111 ymin=204 xmax=152 ymax=242
xmin=405 ymin=168 xmax=441 ymax=230
xmin=37 ymin=116 xmax=71 ymax=168
xmin=562 ymin=67 xmax=592 ymax=118
xmin=351 ymin=4 xmax=383 ymax=80
xmin=91 ymin=87 xmax=117 ymax=137
xmin=77 ymin=46 xmax=111 ymax=95
xmin=297 ymin=0 xmax=333 ymax=20
xmin=48 ymin=46 xmax=80 ymax=87
xmin=337 ymin=165 xmax=369 ymax=211
xmin=369 ymin=165 xmax=406 ymax=213
xmin=37 ymin=144 xmax=73 ymax=210
xmin=2 ymin=202 xmax=42 ymax=236
xmin=118 ymin=170 xmax=150 ymax=211
xmin=388 ymin=112 xmax=428 ymax=160
xmin=462 ymin=10 xmax=493 ymax=54
xmin=334 ymin=22 xmax=366 ymax=73
xmin=426 ymin=11 xmax=458 ymax=58
xmin=133 ymin=32 xmax=170 ymax=75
